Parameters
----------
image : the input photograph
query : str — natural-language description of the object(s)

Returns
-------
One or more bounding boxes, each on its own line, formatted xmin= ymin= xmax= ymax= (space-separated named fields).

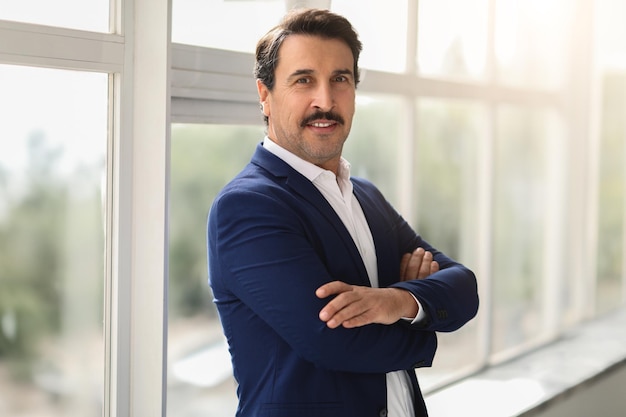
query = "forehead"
xmin=276 ymin=34 xmax=354 ymax=76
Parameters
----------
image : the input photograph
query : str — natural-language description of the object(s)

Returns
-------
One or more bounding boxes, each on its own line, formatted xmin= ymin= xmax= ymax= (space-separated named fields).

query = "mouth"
xmin=308 ymin=120 xmax=337 ymax=128
xmin=305 ymin=120 xmax=339 ymax=135
xmin=301 ymin=111 xmax=344 ymax=130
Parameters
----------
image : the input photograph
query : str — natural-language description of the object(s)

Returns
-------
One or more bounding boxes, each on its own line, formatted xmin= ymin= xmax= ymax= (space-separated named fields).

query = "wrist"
xmin=394 ymin=288 xmax=419 ymax=318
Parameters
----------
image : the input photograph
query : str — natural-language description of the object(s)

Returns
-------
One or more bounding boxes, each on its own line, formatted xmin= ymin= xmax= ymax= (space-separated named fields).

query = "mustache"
xmin=300 ymin=111 xmax=345 ymax=127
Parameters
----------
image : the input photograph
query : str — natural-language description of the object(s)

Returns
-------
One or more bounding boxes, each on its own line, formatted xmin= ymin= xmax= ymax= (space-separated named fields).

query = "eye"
xmin=333 ymin=75 xmax=348 ymax=82
xmin=295 ymin=77 xmax=310 ymax=84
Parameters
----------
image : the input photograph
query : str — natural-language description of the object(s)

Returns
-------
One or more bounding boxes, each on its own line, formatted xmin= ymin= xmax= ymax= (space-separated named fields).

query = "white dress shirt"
xmin=263 ymin=137 xmax=418 ymax=417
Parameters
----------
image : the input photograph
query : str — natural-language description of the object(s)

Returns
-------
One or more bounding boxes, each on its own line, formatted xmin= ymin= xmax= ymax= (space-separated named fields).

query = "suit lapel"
xmin=251 ymin=144 xmax=370 ymax=285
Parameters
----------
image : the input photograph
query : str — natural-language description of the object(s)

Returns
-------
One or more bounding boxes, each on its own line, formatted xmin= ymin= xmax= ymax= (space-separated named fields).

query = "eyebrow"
xmin=334 ymin=69 xmax=354 ymax=78
xmin=288 ymin=68 xmax=354 ymax=80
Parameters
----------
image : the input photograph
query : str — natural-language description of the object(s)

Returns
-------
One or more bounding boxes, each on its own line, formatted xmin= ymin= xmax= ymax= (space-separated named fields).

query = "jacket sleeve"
xmin=208 ymin=185 xmax=438 ymax=374
xmin=392 ymin=216 xmax=479 ymax=333
xmin=353 ymin=178 xmax=479 ymax=333
xmin=392 ymin=261 xmax=479 ymax=332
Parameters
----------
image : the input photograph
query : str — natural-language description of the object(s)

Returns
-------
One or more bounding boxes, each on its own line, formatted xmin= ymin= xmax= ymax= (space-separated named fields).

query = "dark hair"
xmin=254 ymin=8 xmax=362 ymax=92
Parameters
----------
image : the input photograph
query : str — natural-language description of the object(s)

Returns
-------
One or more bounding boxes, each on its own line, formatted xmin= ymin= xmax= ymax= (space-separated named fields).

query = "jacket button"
xmin=379 ymin=409 xmax=388 ymax=417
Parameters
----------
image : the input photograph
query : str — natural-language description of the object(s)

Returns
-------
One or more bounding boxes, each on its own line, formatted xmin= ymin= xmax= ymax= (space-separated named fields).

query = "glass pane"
xmin=491 ymin=105 xmax=560 ymax=355
xmin=418 ymin=0 xmax=489 ymax=80
xmin=332 ymin=0 xmax=408 ymax=73
xmin=593 ymin=0 xmax=626 ymax=315
xmin=595 ymin=0 xmax=626 ymax=70
xmin=494 ymin=0 xmax=574 ymax=89
xmin=168 ymin=124 xmax=263 ymax=417
xmin=413 ymin=99 xmax=485 ymax=389
xmin=0 ymin=0 xmax=109 ymax=32
xmin=172 ymin=0 xmax=285 ymax=52
xmin=343 ymin=94 xmax=404 ymax=206
xmin=0 ymin=65 xmax=107 ymax=416
xmin=595 ymin=72 xmax=626 ymax=314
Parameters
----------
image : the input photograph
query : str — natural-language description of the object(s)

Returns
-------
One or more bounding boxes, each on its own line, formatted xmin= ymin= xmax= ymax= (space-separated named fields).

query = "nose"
xmin=312 ymin=81 xmax=334 ymax=112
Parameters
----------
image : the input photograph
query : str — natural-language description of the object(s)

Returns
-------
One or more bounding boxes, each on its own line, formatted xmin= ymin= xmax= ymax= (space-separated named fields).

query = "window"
xmin=332 ymin=0 xmax=409 ymax=73
xmin=595 ymin=73 xmax=626 ymax=315
xmin=1 ymin=1 xmax=169 ymax=415
xmin=413 ymin=99 xmax=486 ymax=388
xmin=167 ymin=124 xmax=262 ymax=417
xmin=494 ymin=0 xmax=574 ymax=89
xmin=171 ymin=0 xmax=285 ymax=52
xmin=0 ymin=0 xmax=110 ymax=32
xmin=168 ymin=0 xmax=626 ymax=412
xmin=344 ymin=94 xmax=406 ymax=204
xmin=0 ymin=64 xmax=107 ymax=417
xmin=418 ymin=0 xmax=488 ymax=80
xmin=2 ymin=0 xmax=626 ymax=416
xmin=593 ymin=0 xmax=626 ymax=316
xmin=491 ymin=106 xmax=565 ymax=357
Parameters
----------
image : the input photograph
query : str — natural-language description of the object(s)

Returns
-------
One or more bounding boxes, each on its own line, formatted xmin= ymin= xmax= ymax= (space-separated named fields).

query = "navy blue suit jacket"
xmin=207 ymin=143 xmax=479 ymax=417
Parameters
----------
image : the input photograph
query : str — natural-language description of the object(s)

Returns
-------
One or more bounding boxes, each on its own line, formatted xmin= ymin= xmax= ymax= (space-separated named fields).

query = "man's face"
xmin=257 ymin=34 xmax=356 ymax=173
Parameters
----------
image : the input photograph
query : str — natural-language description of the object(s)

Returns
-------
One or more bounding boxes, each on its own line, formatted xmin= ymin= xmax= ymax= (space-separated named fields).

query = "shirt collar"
xmin=262 ymin=136 xmax=352 ymax=183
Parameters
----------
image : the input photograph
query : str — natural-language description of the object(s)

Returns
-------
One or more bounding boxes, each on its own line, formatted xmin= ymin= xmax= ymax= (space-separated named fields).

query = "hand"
xmin=399 ymin=247 xmax=439 ymax=281
xmin=316 ymin=281 xmax=417 ymax=329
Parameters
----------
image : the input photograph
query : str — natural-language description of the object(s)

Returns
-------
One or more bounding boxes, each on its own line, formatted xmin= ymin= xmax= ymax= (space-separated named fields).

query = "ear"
xmin=257 ymin=79 xmax=270 ymax=117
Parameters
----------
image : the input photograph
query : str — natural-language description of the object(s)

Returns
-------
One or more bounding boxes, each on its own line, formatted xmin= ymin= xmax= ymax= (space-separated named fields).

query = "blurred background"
xmin=0 ymin=0 xmax=625 ymax=416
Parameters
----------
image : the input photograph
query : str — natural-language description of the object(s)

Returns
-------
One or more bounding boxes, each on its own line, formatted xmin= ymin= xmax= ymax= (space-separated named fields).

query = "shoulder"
xmin=351 ymin=176 xmax=387 ymax=205
xmin=351 ymin=176 xmax=379 ymax=193
xmin=210 ymin=161 xmax=308 ymax=223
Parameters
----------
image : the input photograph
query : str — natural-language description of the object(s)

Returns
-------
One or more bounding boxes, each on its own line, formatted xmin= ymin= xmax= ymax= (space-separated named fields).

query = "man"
xmin=207 ymin=8 xmax=479 ymax=417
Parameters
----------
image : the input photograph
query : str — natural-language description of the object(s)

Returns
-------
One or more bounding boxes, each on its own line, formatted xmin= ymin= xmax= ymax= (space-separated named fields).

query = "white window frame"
xmin=1 ymin=0 xmax=171 ymax=416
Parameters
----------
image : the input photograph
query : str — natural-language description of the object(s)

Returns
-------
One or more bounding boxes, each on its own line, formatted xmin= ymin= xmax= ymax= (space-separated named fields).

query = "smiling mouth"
xmin=301 ymin=111 xmax=344 ymax=128
xmin=308 ymin=121 xmax=336 ymax=128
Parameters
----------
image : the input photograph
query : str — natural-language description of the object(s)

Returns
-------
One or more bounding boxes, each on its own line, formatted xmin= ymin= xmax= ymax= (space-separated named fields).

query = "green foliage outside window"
xmin=168 ymin=124 xmax=262 ymax=319
xmin=0 ymin=132 xmax=104 ymax=379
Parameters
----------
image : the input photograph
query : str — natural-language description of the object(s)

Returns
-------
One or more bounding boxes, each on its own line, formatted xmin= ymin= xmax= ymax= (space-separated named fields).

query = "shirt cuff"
xmin=401 ymin=292 xmax=427 ymax=324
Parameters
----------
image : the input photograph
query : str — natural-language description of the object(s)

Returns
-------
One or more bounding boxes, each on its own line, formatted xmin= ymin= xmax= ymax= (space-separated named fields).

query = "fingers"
xmin=399 ymin=253 xmax=411 ymax=280
xmin=401 ymin=248 xmax=438 ymax=281
xmin=316 ymin=281 xmax=359 ymax=328
xmin=316 ymin=283 xmax=391 ymax=328
xmin=430 ymin=260 xmax=439 ymax=275
xmin=315 ymin=280 xmax=353 ymax=299
xmin=400 ymin=248 xmax=424 ymax=281
xmin=316 ymin=284 xmax=411 ymax=328
xmin=322 ymin=295 xmax=367 ymax=329
xmin=418 ymin=250 xmax=435 ymax=279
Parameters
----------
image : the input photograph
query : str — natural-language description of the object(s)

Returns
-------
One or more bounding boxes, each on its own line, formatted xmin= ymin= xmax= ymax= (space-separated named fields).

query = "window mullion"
xmin=107 ymin=0 xmax=171 ymax=416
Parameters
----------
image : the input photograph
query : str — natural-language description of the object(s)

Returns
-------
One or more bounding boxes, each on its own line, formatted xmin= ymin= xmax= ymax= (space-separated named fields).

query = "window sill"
xmin=425 ymin=307 xmax=626 ymax=417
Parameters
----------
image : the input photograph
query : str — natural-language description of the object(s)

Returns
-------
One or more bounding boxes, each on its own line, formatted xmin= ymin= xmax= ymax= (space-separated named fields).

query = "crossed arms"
xmin=317 ymin=247 xmax=439 ymax=329
xmin=208 ymin=176 xmax=478 ymax=372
